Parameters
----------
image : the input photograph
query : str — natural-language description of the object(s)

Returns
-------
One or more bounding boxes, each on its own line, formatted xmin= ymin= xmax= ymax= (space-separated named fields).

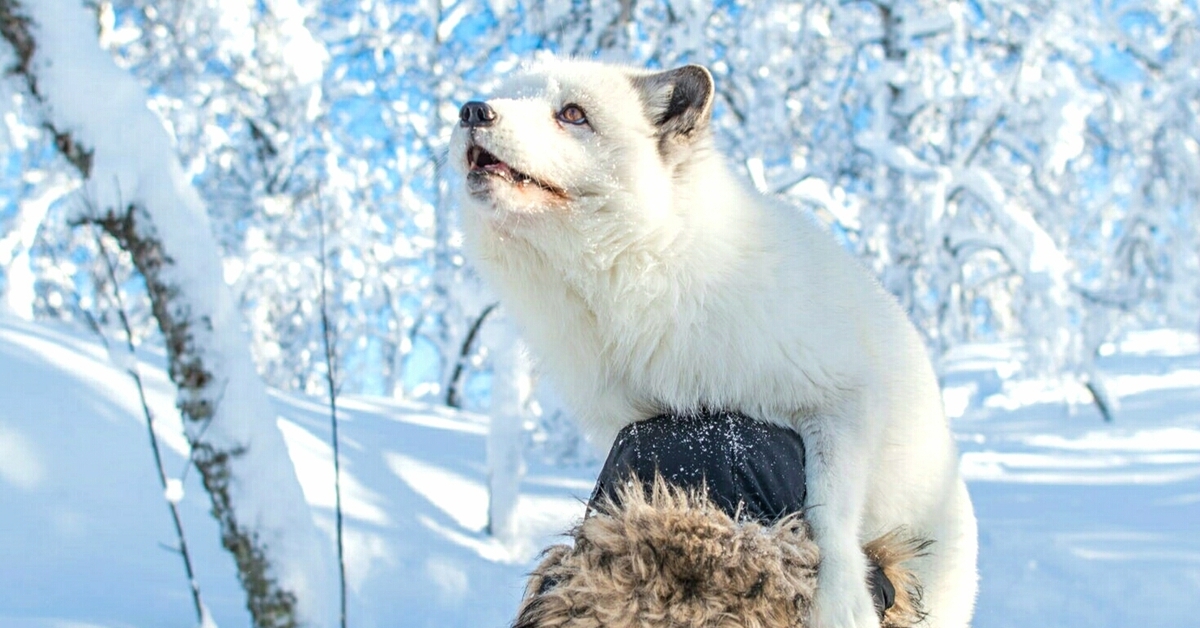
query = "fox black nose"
xmin=460 ymin=101 xmax=496 ymax=127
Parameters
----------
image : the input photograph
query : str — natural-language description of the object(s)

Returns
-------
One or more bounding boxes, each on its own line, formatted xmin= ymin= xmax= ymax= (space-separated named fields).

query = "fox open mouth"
xmin=467 ymin=145 xmax=564 ymax=196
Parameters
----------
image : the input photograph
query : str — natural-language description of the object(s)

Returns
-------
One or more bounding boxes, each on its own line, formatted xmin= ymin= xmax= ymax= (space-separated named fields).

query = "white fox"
xmin=450 ymin=59 xmax=978 ymax=628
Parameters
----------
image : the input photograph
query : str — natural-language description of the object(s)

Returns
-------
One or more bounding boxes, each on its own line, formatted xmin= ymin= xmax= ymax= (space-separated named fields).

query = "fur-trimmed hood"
xmin=514 ymin=479 xmax=925 ymax=628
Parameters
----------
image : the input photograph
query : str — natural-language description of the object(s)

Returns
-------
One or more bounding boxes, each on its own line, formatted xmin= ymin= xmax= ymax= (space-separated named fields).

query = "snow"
xmin=0 ymin=313 xmax=584 ymax=627
xmin=0 ymin=420 xmax=42 ymax=491
xmin=855 ymin=128 xmax=939 ymax=177
xmin=267 ymin=0 xmax=329 ymax=88
xmin=2 ymin=314 xmax=1198 ymax=627
xmin=745 ymin=157 xmax=769 ymax=193
xmin=786 ymin=176 xmax=862 ymax=230
xmin=0 ymin=173 xmax=77 ymax=320
xmin=198 ymin=603 xmax=218 ymax=628
xmin=1037 ymin=64 xmax=1101 ymax=176
xmin=438 ymin=3 xmax=474 ymax=43
xmin=163 ymin=478 xmax=185 ymax=505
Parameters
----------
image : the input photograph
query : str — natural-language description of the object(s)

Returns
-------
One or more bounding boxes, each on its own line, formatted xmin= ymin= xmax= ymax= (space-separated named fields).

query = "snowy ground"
xmin=0 ymin=313 xmax=1197 ymax=627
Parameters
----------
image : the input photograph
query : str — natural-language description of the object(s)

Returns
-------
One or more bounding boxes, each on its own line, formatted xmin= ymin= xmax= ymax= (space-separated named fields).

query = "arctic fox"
xmin=450 ymin=59 xmax=978 ymax=628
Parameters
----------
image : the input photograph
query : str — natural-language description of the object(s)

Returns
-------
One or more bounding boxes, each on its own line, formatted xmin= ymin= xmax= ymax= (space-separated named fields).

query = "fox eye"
xmin=557 ymin=104 xmax=588 ymax=126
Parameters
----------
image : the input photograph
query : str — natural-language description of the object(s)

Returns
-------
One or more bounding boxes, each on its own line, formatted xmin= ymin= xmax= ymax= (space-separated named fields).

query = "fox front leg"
xmin=796 ymin=411 xmax=881 ymax=628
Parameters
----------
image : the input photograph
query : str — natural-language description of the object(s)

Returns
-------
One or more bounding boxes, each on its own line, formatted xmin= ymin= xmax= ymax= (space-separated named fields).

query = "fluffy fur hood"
xmin=514 ymin=479 xmax=925 ymax=628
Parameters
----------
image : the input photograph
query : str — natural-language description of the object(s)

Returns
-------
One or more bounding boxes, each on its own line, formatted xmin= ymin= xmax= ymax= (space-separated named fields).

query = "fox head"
xmin=450 ymin=59 xmax=718 ymax=251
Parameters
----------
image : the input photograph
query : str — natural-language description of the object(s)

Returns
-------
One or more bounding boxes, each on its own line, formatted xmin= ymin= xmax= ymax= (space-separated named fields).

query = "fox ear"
xmin=630 ymin=65 xmax=715 ymax=144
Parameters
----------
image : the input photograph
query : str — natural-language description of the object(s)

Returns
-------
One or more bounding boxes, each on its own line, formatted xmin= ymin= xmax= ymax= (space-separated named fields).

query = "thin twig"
xmin=446 ymin=302 xmax=499 ymax=409
xmin=316 ymin=197 xmax=348 ymax=628
xmin=89 ymin=221 xmax=205 ymax=623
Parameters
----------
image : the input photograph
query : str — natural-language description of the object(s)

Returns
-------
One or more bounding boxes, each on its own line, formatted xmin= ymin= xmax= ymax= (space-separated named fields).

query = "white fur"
xmin=451 ymin=59 xmax=978 ymax=628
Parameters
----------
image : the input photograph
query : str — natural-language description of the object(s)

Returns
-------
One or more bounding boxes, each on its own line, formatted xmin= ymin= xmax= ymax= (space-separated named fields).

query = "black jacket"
xmin=589 ymin=411 xmax=808 ymax=522
xmin=588 ymin=411 xmax=896 ymax=618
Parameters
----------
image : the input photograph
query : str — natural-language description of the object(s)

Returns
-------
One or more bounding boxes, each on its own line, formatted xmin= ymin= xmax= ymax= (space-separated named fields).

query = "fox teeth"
xmin=467 ymin=143 xmax=563 ymax=196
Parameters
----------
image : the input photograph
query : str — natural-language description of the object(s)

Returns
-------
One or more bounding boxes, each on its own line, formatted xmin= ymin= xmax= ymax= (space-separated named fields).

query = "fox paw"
xmin=811 ymin=573 xmax=881 ymax=628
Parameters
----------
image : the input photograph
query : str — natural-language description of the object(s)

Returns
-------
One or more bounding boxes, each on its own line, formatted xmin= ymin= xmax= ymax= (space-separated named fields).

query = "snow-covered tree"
xmin=0 ymin=1 xmax=333 ymax=624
